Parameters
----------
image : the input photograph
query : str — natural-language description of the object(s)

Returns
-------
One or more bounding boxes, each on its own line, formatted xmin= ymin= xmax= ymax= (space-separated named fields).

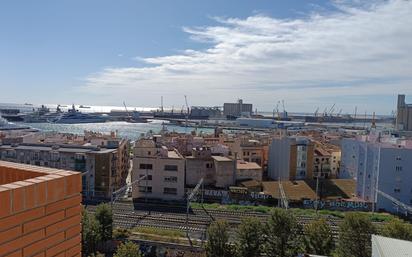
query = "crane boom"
xmin=329 ymin=103 xmax=336 ymax=115
xmin=123 ymin=101 xmax=131 ymax=118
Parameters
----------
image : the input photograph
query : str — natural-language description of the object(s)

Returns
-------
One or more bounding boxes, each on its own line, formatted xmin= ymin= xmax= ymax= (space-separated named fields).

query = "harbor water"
xmin=18 ymin=120 xmax=214 ymax=140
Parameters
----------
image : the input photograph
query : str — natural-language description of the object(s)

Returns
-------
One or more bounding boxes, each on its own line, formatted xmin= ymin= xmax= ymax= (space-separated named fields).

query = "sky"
xmin=0 ymin=0 xmax=411 ymax=114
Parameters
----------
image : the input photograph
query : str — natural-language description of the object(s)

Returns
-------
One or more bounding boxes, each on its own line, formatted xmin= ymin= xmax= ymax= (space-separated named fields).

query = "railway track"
xmin=85 ymin=202 xmax=366 ymax=237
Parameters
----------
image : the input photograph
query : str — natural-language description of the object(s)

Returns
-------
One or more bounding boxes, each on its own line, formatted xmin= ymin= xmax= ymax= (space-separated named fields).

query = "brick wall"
xmin=0 ymin=161 xmax=82 ymax=257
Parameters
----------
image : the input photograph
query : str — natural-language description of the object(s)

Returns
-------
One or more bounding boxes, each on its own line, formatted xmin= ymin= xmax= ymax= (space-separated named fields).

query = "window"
xmin=206 ymin=163 xmax=213 ymax=169
xmin=139 ymin=186 xmax=152 ymax=193
xmin=148 ymin=151 xmax=151 ymax=156
xmin=139 ymin=174 xmax=152 ymax=180
xmin=163 ymin=187 xmax=177 ymax=195
xmin=394 ymin=188 xmax=401 ymax=193
xmin=396 ymin=156 xmax=402 ymax=161
xmin=395 ymin=166 xmax=403 ymax=172
xmin=164 ymin=165 xmax=178 ymax=171
xmin=164 ymin=176 xmax=178 ymax=183
xmin=139 ymin=163 xmax=153 ymax=170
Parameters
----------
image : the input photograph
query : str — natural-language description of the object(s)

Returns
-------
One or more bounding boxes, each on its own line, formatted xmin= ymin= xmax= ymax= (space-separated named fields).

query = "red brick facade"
xmin=0 ymin=161 xmax=82 ymax=257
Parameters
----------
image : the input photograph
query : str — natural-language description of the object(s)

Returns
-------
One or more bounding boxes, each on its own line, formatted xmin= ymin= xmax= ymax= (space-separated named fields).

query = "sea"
xmin=0 ymin=103 xmax=214 ymax=140
xmin=0 ymin=102 xmax=394 ymax=140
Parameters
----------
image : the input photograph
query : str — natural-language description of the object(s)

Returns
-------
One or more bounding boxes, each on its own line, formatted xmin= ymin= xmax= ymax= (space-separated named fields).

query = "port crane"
xmin=273 ymin=101 xmax=281 ymax=120
xmin=184 ymin=95 xmax=189 ymax=127
xmin=329 ymin=103 xmax=336 ymax=116
xmin=123 ymin=101 xmax=132 ymax=121
xmin=314 ymin=107 xmax=319 ymax=117
xmin=282 ymin=100 xmax=287 ymax=119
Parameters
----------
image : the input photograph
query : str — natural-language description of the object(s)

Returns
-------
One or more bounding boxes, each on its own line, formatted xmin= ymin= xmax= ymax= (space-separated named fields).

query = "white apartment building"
xmin=340 ymin=133 xmax=412 ymax=213
xmin=267 ymin=136 xmax=314 ymax=180
xmin=132 ymin=138 xmax=185 ymax=201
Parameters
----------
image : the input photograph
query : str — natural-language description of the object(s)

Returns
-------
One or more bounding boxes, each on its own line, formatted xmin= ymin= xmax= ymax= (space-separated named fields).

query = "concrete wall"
xmin=268 ymin=137 xmax=291 ymax=180
xmin=0 ymin=161 xmax=82 ymax=257
xmin=376 ymin=147 xmax=412 ymax=212
xmin=132 ymin=153 xmax=185 ymax=201
xmin=214 ymin=159 xmax=234 ymax=188
xmin=185 ymin=158 xmax=215 ymax=186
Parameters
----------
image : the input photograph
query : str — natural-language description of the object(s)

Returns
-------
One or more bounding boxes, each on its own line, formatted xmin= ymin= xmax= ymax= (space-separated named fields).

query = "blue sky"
xmin=0 ymin=0 xmax=411 ymax=114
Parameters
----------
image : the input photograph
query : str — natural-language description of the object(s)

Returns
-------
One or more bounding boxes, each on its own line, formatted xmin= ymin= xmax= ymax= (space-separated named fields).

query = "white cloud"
xmin=84 ymin=0 xmax=412 ymax=113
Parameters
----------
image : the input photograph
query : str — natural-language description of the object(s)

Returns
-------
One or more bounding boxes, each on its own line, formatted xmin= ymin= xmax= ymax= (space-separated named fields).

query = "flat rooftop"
xmin=237 ymin=160 xmax=261 ymax=170
xmin=212 ymin=156 xmax=232 ymax=162
xmin=167 ymin=150 xmax=183 ymax=159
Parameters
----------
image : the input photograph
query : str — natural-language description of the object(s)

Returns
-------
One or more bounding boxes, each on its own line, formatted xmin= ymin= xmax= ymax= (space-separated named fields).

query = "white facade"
xmin=341 ymin=134 xmax=412 ymax=213
xmin=268 ymin=137 xmax=291 ymax=180
xmin=236 ymin=118 xmax=277 ymax=129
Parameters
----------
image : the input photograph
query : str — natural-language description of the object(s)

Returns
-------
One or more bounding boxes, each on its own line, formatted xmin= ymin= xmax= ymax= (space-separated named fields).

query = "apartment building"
xmin=132 ymin=138 xmax=185 ymax=200
xmin=0 ymin=161 xmax=82 ymax=256
xmin=340 ymin=133 xmax=412 ymax=213
xmin=236 ymin=160 xmax=263 ymax=182
xmin=228 ymin=135 xmax=269 ymax=173
xmin=0 ymin=131 xmax=130 ymax=199
xmin=313 ymin=143 xmax=341 ymax=179
xmin=186 ymin=147 xmax=235 ymax=188
xmin=186 ymin=147 xmax=216 ymax=186
xmin=268 ymin=136 xmax=314 ymax=180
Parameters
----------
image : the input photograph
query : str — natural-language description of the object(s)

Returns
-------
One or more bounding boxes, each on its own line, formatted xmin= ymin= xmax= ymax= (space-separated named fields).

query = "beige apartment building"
xmin=0 ymin=131 xmax=130 ymax=199
xmin=185 ymin=147 xmax=235 ymax=188
xmin=228 ymin=135 xmax=269 ymax=172
xmin=236 ymin=160 xmax=263 ymax=182
xmin=313 ymin=143 xmax=341 ymax=179
xmin=132 ymin=138 xmax=185 ymax=200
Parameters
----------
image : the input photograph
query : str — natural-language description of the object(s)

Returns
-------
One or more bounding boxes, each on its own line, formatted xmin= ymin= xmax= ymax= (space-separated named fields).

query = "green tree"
xmin=262 ymin=208 xmax=302 ymax=257
xmin=114 ymin=241 xmax=142 ymax=257
xmin=82 ymin=209 xmax=102 ymax=256
xmin=235 ymin=217 xmax=263 ymax=257
xmin=95 ymin=203 xmax=113 ymax=241
xmin=381 ymin=218 xmax=412 ymax=241
xmin=336 ymin=212 xmax=375 ymax=257
xmin=205 ymin=220 xmax=233 ymax=257
xmin=303 ymin=218 xmax=334 ymax=256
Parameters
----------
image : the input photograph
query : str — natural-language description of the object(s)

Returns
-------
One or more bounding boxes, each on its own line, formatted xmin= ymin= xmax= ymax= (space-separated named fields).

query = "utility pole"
xmin=111 ymin=174 xmax=147 ymax=205
xmin=314 ymin=163 xmax=322 ymax=214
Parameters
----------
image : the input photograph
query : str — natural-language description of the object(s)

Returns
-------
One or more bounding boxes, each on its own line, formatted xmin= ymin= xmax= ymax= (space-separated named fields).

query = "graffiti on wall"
xmin=303 ymin=199 xmax=371 ymax=211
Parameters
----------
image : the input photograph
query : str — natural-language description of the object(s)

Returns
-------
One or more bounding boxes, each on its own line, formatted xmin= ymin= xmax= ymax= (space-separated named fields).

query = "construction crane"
xmin=337 ymin=109 xmax=342 ymax=117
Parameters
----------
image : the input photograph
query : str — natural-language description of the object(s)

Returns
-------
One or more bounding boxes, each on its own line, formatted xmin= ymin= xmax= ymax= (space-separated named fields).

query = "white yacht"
xmin=50 ymin=105 xmax=107 ymax=124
